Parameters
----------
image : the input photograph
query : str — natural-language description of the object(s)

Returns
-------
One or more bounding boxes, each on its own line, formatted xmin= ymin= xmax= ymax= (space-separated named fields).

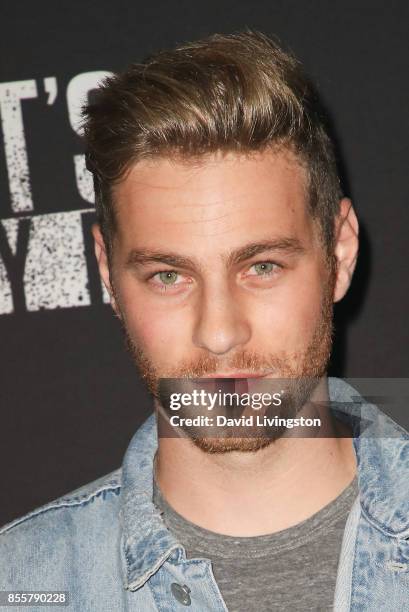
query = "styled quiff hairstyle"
xmin=83 ymin=31 xmax=343 ymax=259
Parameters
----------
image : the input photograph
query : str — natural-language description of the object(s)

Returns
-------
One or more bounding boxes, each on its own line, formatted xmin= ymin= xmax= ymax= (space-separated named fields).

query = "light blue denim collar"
xmin=120 ymin=413 xmax=181 ymax=591
xmin=329 ymin=378 xmax=409 ymax=538
xmin=120 ymin=377 xmax=409 ymax=590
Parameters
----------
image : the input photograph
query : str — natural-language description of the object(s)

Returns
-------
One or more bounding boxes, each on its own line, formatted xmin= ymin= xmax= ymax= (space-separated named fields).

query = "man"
xmin=1 ymin=31 xmax=408 ymax=612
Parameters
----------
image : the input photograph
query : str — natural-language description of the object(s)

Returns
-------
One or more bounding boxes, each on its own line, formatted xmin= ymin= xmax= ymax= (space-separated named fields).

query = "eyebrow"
xmin=125 ymin=238 xmax=306 ymax=270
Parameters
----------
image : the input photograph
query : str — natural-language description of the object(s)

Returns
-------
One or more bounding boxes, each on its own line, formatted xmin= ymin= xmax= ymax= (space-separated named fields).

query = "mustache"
xmin=125 ymin=332 xmax=302 ymax=383
xmin=160 ymin=351 xmax=297 ymax=378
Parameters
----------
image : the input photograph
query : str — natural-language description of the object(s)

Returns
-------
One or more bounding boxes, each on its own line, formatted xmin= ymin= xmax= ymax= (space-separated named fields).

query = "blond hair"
xmin=83 ymin=31 xmax=343 ymax=257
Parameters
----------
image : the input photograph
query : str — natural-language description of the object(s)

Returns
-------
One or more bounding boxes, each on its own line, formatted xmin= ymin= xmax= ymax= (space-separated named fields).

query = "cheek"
xmin=118 ymin=282 xmax=194 ymax=362
xmin=249 ymin=269 xmax=326 ymax=349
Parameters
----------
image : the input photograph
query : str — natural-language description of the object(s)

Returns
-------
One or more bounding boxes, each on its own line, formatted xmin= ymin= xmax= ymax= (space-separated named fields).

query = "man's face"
xmin=103 ymin=149 xmax=336 ymax=450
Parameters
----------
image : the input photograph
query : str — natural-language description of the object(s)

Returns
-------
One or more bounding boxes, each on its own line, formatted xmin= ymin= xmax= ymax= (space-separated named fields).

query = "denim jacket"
xmin=1 ymin=377 xmax=409 ymax=611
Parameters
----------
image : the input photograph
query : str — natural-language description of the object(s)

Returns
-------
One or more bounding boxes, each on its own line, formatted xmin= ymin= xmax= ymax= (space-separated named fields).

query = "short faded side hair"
xmin=83 ymin=30 xmax=343 ymax=258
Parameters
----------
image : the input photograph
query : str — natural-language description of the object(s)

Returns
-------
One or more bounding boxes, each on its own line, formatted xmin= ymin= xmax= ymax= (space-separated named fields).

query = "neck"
xmin=154 ymin=376 xmax=357 ymax=536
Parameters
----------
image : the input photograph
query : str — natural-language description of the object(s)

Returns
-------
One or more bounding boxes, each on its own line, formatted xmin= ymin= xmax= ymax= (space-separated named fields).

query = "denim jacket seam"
xmin=126 ymin=544 xmax=181 ymax=591
xmin=360 ymin=504 xmax=409 ymax=540
xmin=0 ymin=482 xmax=122 ymax=536
xmin=346 ymin=496 xmax=361 ymax=611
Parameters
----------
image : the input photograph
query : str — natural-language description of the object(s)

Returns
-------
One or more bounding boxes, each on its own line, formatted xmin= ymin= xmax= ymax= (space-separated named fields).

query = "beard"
xmin=119 ymin=257 xmax=336 ymax=453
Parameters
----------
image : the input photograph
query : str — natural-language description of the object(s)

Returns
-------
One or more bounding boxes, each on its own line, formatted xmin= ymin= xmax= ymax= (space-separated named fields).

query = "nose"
xmin=192 ymin=284 xmax=251 ymax=355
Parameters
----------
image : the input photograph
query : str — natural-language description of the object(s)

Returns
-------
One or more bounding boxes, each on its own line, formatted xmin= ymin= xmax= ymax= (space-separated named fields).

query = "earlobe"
xmin=91 ymin=223 xmax=121 ymax=316
xmin=333 ymin=198 xmax=359 ymax=303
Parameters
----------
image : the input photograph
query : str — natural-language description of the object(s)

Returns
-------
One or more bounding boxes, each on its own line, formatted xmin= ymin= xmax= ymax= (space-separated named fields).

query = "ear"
xmin=333 ymin=198 xmax=359 ymax=303
xmin=91 ymin=223 xmax=121 ymax=317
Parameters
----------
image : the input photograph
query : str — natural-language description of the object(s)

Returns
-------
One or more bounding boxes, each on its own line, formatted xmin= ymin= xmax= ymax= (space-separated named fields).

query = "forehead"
xmin=112 ymin=149 xmax=316 ymax=254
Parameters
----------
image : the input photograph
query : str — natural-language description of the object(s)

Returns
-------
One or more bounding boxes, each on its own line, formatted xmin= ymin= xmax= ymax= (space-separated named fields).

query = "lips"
xmin=194 ymin=372 xmax=272 ymax=395
xmin=200 ymin=372 xmax=271 ymax=379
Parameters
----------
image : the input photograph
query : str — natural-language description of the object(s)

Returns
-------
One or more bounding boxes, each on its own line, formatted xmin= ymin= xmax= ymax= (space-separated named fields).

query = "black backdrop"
xmin=1 ymin=1 xmax=408 ymax=527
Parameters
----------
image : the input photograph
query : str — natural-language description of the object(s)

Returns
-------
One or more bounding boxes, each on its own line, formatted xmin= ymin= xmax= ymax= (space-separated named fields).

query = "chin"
xmin=191 ymin=435 xmax=276 ymax=454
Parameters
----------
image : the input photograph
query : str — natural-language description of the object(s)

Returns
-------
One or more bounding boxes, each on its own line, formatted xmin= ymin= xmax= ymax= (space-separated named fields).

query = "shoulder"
xmin=0 ymin=469 xmax=124 ymax=591
xmin=0 ymin=468 xmax=122 ymax=550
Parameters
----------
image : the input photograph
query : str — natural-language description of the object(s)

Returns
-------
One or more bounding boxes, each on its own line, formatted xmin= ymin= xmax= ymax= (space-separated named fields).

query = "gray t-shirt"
xmin=153 ymin=474 xmax=358 ymax=612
